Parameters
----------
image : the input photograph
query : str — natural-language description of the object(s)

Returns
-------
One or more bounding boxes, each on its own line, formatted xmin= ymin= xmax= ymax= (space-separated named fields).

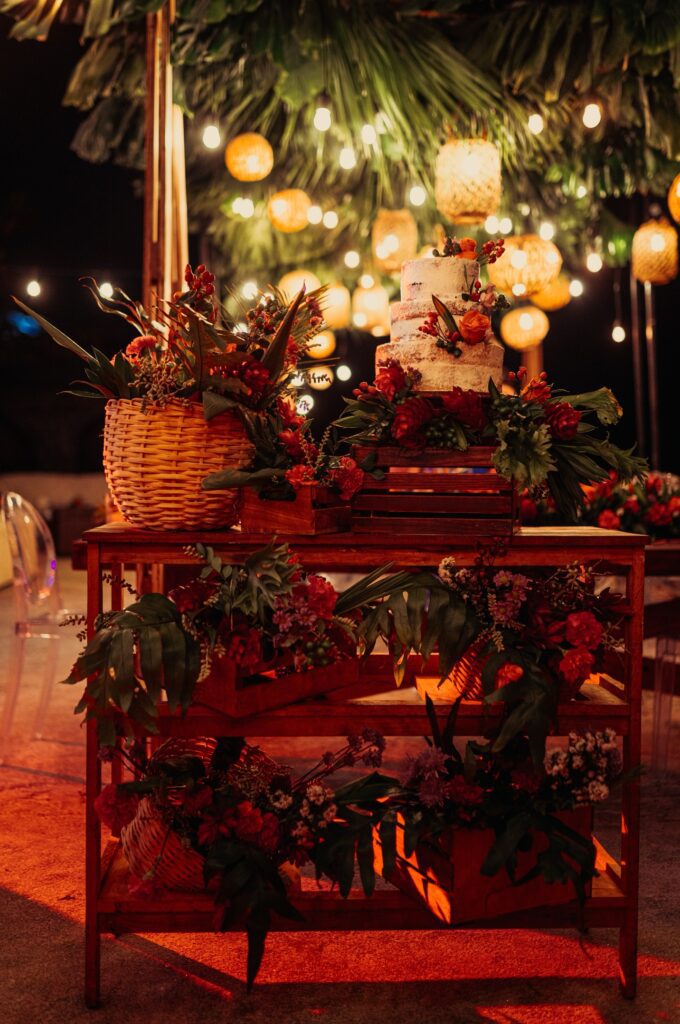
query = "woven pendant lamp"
xmin=500 ymin=306 xmax=549 ymax=350
xmin=668 ymin=174 xmax=680 ymax=224
xmin=278 ymin=269 xmax=321 ymax=299
xmin=372 ymin=209 xmax=418 ymax=272
xmin=352 ymin=284 xmax=390 ymax=334
xmin=488 ymin=234 xmax=562 ymax=297
xmin=268 ymin=189 xmax=311 ymax=233
xmin=435 ymin=139 xmax=501 ymax=224
xmin=225 ymin=132 xmax=274 ymax=181
xmin=531 ymin=274 xmax=571 ymax=311
xmin=632 ymin=218 xmax=678 ymax=284
xmin=323 ymin=284 xmax=351 ymax=328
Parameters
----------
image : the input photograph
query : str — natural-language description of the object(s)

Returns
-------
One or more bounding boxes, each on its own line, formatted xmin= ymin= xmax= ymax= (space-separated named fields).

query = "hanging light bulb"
xmin=314 ymin=106 xmax=331 ymax=131
xmin=344 ymin=250 xmax=360 ymax=269
xmin=361 ymin=123 xmax=377 ymax=146
xmin=336 ymin=364 xmax=352 ymax=381
xmin=485 ymin=215 xmax=500 ymax=233
xmin=582 ymin=101 xmax=603 ymax=129
xmin=539 ymin=221 xmax=555 ymax=241
xmin=527 ymin=113 xmax=544 ymax=135
xmin=499 ymin=217 xmax=513 ymax=234
xmin=409 ymin=185 xmax=426 ymax=207
xmin=576 ymin=185 xmax=588 ymax=199
xmin=586 ymin=252 xmax=603 ymax=273
xmin=323 ymin=210 xmax=339 ymax=229
xmin=98 ymin=282 xmax=114 ymax=299
xmin=307 ymin=204 xmax=323 ymax=225
xmin=202 ymin=124 xmax=221 ymax=149
xmin=612 ymin=323 xmax=626 ymax=343
xmin=359 ymin=274 xmax=374 ymax=288
xmin=339 ymin=147 xmax=357 ymax=170
xmin=238 ymin=198 xmax=254 ymax=219
xmin=241 ymin=281 xmax=259 ymax=300
xmin=569 ymin=279 xmax=584 ymax=297
xmin=26 ymin=279 xmax=41 ymax=297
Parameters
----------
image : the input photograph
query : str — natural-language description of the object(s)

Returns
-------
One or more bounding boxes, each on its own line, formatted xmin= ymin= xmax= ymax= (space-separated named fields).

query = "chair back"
xmin=1 ymin=492 xmax=61 ymax=622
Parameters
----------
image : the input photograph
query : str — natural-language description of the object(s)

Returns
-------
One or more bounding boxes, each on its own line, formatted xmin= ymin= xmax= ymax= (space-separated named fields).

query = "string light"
xmin=582 ymin=102 xmax=602 ymax=129
xmin=586 ymin=252 xmax=603 ymax=273
xmin=359 ymin=274 xmax=374 ymax=288
xmin=323 ymin=210 xmax=339 ymax=229
xmin=26 ymin=280 xmax=41 ymax=297
xmin=353 ymin=312 xmax=367 ymax=327
xmin=485 ymin=215 xmax=500 ymax=233
xmin=241 ymin=281 xmax=258 ymax=300
xmin=344 ymin=250 xmax=360 ymax=269
xmin=313 ymin=107 xmax=331 ymax=131
xmin=361 ymin=123 xmax=377 ymax=146
xmin=539 ymin=221 xmax=555 ymax=240
xmin=202 ymin=124 xmax=221 ymax=149
xmin=409 ymin=185 xmax=426 ymax=206
xmin=612 ymin=323 xmax=626 ymax=343
xmin=569 ymin=279 xmax=584 ymax=297
xmin=527 ymin=113 xmax=544 ymax=135
xmin=296 ymin=394 xmax=315 ymax=415
xmin=499 ymin=217 xmax=513 ymax=234
xmin=339 ymin=147 xmax=357 ymax=170
xmin=307 ymin=204 xmax=323 ymax=225
xmin=336 ymin=364 xmax=352 ymax=381
xmin=576 ymin=185 xmax=588 ymax=199
xmin=98 ymin=282 xmax=114 ymax=299
xmin=374 ymin=112 xmax=390 ymax=134
xmin=512 ymin=283 xmax=527 ymax=296
xmin=232 ymin=196 xmax=254 ymax=218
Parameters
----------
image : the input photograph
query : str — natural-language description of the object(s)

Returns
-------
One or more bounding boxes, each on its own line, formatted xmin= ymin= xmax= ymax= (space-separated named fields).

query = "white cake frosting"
xmin=375 ymin=255 xmax=504 ymax=393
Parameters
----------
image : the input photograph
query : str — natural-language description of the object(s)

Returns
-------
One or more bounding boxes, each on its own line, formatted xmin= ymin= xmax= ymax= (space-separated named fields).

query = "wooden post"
xmin=524 ymin=342 xmax=543 ymax=379
xmin=629 ymin=266 xmax=647 ymax=458
xmin=142 ymin=1 xmax=188 ymax=310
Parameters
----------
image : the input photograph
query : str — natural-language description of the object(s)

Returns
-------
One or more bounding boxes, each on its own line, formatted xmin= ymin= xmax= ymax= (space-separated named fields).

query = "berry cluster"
xmin=424 ymin=415 xmax=466 ymax=448
xmin=420 ymin=310 xmax=463 ymax=356
xmin=479 ymin=237 xmax=505 ymax=264
xmin=184 ymin=263 xmax=215 ymax=299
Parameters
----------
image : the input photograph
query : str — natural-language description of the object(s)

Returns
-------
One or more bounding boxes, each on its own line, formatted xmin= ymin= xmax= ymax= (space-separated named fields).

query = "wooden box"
xmin=374 ymin=807 xmax=593 ymax=925
xmin=240 ymin=485 xmax=351 ymax=535
xmin=193 ymin=656 xmax=360 ymax=718
xmin=352 ymin=445 xmax=517 ymax=536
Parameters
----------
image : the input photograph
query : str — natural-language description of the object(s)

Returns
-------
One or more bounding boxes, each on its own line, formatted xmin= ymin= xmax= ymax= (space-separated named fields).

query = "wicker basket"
xmin=103 ymin=398 xmax=253 ymax=530
xmin=121 ymin=737 xmax=218 ymax=891
xmin=445 ymin=637 xmax=489 ymax=700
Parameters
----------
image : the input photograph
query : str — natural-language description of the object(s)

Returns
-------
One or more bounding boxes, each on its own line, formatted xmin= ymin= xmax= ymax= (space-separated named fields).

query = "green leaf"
xmin=13 ymin=297 xmax=95 ymax=364
xmin=432 ymin=294 xmax=458 ymax=334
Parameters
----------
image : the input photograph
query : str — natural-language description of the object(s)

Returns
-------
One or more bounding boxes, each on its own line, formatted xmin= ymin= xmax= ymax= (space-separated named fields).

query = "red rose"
xmin=94 ymin=784 xmax=139 ymax=833
xmin=391 ymin=397 xmax=433 ymax=447
xmin=442 ymin=386 xmax=485 ymax=430
xmin=496 ymin=663 xmax=524 ymax=687
xmin=278 ymin=428 xmax=306 ymax=459
xmin=285 ymin=464 xmax=315 ymax=491
xmin=328 ymin=456 xmax=364 ymax=501
xmin=375 ymin=361 xmax=407 ymax=401
xmin=565 ymin=610 xmax=603 ymax=651
xmin=304 ymin=574 xmax=338 ymax=620
xmin=597 ymin=509 xmax=621 ymax=530
xmin=520 ymin=496 xmax=538 ymax=523
xmin=520 ymin=373 xmax=552 ymax=405
xmin=454 ymin=237 xmax=478 ymax=260
xmin=169 ymin=577 xmax=220 ymax=614
xmin=645 ymin=502 xmax=672 ymax=527
xmin=220 ymin=620 xmax=263 ymax=672
xmin=458 ymin=309 xmax=490 ymax=344
xmin=559 ymin=646 xmax=595 ymax=686
xmin=646 ymin=474 xmax=664 ymax=495
xmin=545 ymin=401 xmax=582 ymax=440
xmin=624 ymin=496 xmax=640 ymax=514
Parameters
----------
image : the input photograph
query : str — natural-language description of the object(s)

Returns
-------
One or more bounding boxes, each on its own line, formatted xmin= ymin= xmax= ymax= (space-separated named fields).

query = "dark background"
xmin=1 ymin=22 xmax=677 ymax=475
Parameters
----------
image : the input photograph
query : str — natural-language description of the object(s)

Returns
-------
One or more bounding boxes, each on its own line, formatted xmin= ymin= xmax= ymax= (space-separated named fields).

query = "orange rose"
xmin=455 ymin=237 xmax=478 ymax=260
xmin=458 ymin=309 xmax=490 ymax=344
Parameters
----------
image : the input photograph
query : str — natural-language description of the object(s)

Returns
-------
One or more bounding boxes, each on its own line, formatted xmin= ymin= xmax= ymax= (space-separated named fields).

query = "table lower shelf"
xmin=97 ymin=837 xmax=629 ymax=935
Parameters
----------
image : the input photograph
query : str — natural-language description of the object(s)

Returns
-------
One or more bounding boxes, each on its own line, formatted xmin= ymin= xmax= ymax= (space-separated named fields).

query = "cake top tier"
xmin=401 ymin=256 xmax=480 ymax=303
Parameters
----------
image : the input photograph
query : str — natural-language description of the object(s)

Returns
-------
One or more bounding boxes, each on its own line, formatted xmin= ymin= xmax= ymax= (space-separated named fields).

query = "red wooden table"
xmin=82 ymin=524 xmax=646 ymax=1006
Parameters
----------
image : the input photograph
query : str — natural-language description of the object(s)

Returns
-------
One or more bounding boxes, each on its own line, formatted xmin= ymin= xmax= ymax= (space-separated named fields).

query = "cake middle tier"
xmin=376 ymin=335 xmax=504 ymax=393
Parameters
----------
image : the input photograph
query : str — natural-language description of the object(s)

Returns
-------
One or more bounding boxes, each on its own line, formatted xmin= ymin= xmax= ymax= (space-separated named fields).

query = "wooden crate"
xmin=193 ymin=656 xmax=360 ymax=718
xmin=352 ymin=445 xmax=517 ymax=536
xmin=241 ymin=484 xmax=351 ymax=535
xmin=374 ymin=807 xmax=593 ymax=925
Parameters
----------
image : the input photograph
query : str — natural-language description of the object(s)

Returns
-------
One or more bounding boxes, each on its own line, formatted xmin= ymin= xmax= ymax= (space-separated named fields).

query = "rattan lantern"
xmin=267 ymin=189 xmax=311 ymax=233
xmin=501 ymin=306 xmax=549 ymax=350
xmin=488 ymin=234 xmax=562 ymax=297
xmin=225 ymin=132 xmax=274 ymax=182
xmin=531 ymin=274 xmax=571 ymax=311
xmin=434 ymin=139 xmax=501 ymax=224
xmin=323 ymin=283 xmax=351 ymax=329
xmin=632 ymin=218 xmax=678 ymax=285
xmin=372 ymin=209 xmax=418 ymax=273
xmin=278 ymin=269 xmax=321 ymax=300
xmin=308 ymin=365 xmax=334 ymax=390
xmin=668 ymin=174 xmax=680 ymax=224
xmin=307 ymin=331 xmax=336 ymax=359
xmin=351 ymin=284 xmax=390 ymax=335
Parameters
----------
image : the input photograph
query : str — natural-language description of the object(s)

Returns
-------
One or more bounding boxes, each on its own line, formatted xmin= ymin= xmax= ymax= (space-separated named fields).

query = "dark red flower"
xmin=220 ymin=620 xmax=263 ymax=673
xmin=645 ymin=502 xmax=672 ymax=527
xmin=391 ymin=397 xmax=433 ymax=447
xmin=495 ymin=663 xmax=524 ymax=687
xmin=565 ymin=610 xmax=603 ymax=651
xmin=279 ymin=429 xmax=306 ymax=461
xmin=285 ymin=464 xmax=315 ymax=490
xmin=94 ymin=784 xmax=139 ymax=833
xmin=221 ymin=801 xmax=281 ymax=854
xmin=520 ymin=496 xmax=538 ymax=523
xmin=559 ymin=646 xmax=595 ymax=686
xmin=125 ymin=335 xmax=157 ymax=360
xmin=375 ymin=361 xmax=407 ymax=401
xmin=328 ymin=456 xmax=364 ymax=500
xmin=442 ymin=387 xmax=485 ymax=430
xmin=169 ymin=577 xmax=220 ymax=614
xmin=520 ymin=373 xmax=552 ymax=405
xmin=597 ymin=509 xmax=621 ymax=530
xmin=545 ymin=401 xmax=582 ymax=440
xmin=277 ymin=398 xmax=304 ymax=429
xmin=303 ymin=574 xmax=337 ymax=619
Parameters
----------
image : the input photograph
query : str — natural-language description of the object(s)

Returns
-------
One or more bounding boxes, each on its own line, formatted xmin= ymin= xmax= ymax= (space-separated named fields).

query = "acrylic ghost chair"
xmin=0 ymin=491 xmax=72 ymax=763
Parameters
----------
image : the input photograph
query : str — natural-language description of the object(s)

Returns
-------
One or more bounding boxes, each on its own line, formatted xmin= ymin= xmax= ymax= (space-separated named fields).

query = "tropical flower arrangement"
xmin=521 ymin=470 xmax=680 ymax=538
xmin=95 ymin=711 xmax=622 ymax=988
xmin=14 ymin=265 xmax=322 ymax=420
xmin=63 ymin=541 xmax=403 ymax=745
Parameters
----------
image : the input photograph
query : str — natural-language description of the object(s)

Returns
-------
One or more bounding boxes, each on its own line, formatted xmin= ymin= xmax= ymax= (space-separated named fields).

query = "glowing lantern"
xmin=278 ymin=270 xmax=321 ymax=300
xmin=308 ymin=365 xmax=334 ymax=391
xmin=307 ymin=331 xmax=336 ymax=359
xmin=488 ymin=234 xmax=562 ymax=297
xmin=500 ymin=306 xmax=549 ymax=350
xmin=434 ymin=139 xmax=501 ymax=224
xmin=668 ymin=174 xmax=680 ymax=224
xmin=267 ymin=189 xmax=311 ymax=233
xmin=531 ymin=274 xmax=571 ymax=312
xmin=372 ymin=209 xmax=417 ymax=273
xmin=632 ymin=218 xmax=678 ymax=285
xmin=323 ymin=284 xmax=351 ymax=329
xmin=352 ymin=284 xmax=390 ymax=334
xmin=225 ymin=132 xmax=273 ymax=182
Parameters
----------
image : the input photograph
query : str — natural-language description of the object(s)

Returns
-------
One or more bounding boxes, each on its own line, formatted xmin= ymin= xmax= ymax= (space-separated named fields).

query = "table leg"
xmin=85 ymin=544 xmax=103 ymax=1008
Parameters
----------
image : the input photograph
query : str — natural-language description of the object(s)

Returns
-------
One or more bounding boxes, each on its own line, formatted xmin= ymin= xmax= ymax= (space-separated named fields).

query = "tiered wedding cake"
xmin=375 ymin=238 xmax=507 ymax=393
